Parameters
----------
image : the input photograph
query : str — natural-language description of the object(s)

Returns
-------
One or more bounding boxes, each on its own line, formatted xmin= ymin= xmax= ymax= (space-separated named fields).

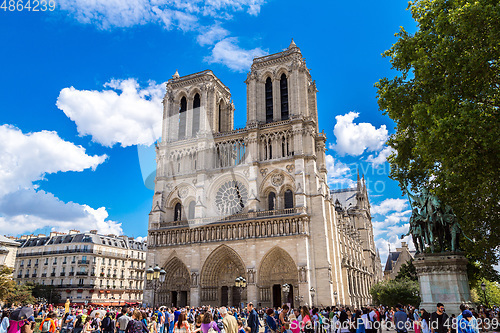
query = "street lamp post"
xmin=310 ymin=287 xmax=316 ymax=307
xmin=146 ymin=264 xmax=166 ymax=308
xmin=282 ymin=283 xmax=290 ymax=306
xmin=235 ymin=276 xmax=247 ymax=308
xmin=294 ymin=295 xmax=303 ymax=307
xmin=481 ymin=282 xmax=488 ymax=307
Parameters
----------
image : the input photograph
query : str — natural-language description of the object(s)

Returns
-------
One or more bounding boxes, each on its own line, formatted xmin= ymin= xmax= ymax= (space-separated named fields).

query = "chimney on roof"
xmin=68 ymin=230 xmax=80 ymax=235
xmin=89 ymin=230 xmax=98 ymax=235
xmin=401 ymin=242 xmax=407 ymax=248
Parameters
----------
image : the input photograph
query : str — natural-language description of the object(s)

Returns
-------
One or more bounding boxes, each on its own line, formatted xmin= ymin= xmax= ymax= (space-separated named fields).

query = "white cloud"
xmin=197 ymin=22 xmax=230 ymax=46
xmin=330 ymin=112 xmax=389 ymax=157
xmin=325 ymin=154 xmax=356 ymax=188
xmin=56 ymin=79 xmax=164 ymax=148
xmin=0 ymin=125 xmax=107 ymax=197
xmin=204 ymin=37 xmax=266 ymax=72
xmin=376 ymin=235 xmax=415 ymax=266
xmin=366 ymin=146 xmax=395 ymax=167
xmin=0 ymin=125 xmax=121 ymax=236
xmin=56 ymin=0 xmax=266 ymax=30
xmin=371 ymin=198 xmax=408 ymax=215
xmin=135 ymin=236 xmax=147 ymax=243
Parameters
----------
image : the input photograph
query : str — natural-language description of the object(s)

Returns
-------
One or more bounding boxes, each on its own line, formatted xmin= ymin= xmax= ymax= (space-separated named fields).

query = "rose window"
xmin=215 ymin=180 xmax=248 ymax=215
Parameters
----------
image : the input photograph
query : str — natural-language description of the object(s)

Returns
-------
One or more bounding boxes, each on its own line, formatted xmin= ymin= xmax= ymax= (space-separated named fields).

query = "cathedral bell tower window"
xmin=178 ymin=97 xmax=187 ymax=139
xmin=265 ymin=77 xmax=273 ymax=123
xmin=280 ymin=73 xmax=289 ymax=120
xmin=192 ymin=93 xmax=200 ymax=136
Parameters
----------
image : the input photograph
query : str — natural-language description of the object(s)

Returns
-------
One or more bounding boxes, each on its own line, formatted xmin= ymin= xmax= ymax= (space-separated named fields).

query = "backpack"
xmin=128 ymin=320 xmax=146 ymax=333
xmin=41 ymin=320 xmax=51 ymax=333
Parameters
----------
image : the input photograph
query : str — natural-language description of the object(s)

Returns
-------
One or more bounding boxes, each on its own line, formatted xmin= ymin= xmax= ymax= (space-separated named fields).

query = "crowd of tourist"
xmin=0 ymin=302 xmax=498 ymax=333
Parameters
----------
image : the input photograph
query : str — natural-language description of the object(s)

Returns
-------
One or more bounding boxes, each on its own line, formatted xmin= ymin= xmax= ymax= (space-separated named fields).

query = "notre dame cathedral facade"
xmin=145 ymin=41 xmax=383 ymax=308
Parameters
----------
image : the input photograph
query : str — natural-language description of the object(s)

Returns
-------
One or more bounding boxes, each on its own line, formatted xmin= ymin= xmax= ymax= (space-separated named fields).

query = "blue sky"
xmin=0 ymin=0 xmax=417 ymax=263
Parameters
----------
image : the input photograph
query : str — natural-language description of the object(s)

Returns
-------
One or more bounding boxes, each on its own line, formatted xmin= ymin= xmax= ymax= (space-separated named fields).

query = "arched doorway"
xmin=200 ymin=245 xmax=246 ymax=307
xmin=159 ymin=257 xmax=190 ymax=307
xmin=258 ymin=246 xmax=298 ymax=308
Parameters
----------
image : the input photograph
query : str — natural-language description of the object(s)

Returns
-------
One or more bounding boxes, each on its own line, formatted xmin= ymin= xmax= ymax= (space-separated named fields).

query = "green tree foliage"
xmin=0 ymin=266 xmax=15 ymax=300
xmin=375 ymin=0 xmax=500 ymax=281
xmin=395 ymin=260 xmax=418 ymax=281
xmin=4 ymin=283 xmax=35 ymax=305
xmin=370 ymin=278 xmax=420 ymax=307
xmin=29 ymin=283 xmax=61 ymax=304
xmin=471 ymin=279 xmax=500 ymax=306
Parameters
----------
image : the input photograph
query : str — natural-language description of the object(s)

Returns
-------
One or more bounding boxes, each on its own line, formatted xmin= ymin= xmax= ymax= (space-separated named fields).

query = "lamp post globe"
xmin=146 ymin=266 xmax=154 ymax=281
xmin=159 ymin=268 xmax=166 ymax=283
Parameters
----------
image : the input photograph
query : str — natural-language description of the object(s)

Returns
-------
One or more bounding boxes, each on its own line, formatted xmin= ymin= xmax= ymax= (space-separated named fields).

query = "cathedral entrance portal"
xmin=161 ymin=257 xmax=190 ymax=307
xmin=259 ymin=247 xmax=299 ymax=308
xmin=200 ymin=245 xmax=247 ymax=306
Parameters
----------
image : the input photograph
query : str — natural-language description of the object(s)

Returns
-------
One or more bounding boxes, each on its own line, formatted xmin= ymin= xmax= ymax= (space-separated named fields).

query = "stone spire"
xmin=288 ymin=38 xmax=297 ymax=49
xmin=172 ymin=69 xmax=180 ymax=79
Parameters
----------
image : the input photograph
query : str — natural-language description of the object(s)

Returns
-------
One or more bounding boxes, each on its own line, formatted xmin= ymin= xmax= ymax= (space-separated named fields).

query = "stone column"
xmin=273 ymin=76 xmax=280 ymax=121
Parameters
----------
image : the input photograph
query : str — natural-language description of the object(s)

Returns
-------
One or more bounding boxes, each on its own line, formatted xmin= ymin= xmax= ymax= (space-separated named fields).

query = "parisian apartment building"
xmin=12 ymin=230 xmax=146 ymax=305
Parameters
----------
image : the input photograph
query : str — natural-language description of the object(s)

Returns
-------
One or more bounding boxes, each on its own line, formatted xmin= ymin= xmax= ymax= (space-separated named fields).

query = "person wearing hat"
xmin=457 ymin=311 xmax=474 ymax=333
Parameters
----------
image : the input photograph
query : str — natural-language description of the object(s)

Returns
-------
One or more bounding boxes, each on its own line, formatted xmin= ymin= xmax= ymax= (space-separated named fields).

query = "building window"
xmin=268 ymin=192 xmax=276 ymax=211
xmin=265 ymin=77 xmax=273 ymax=123
xmin=192 ymin=93 xmax=200 ymax=136
xmin=174 ymin=203 xmax=182 ymax=221
xmin=284 ymin=189 xmax=294 ymax=209
xmin=218 ymin=103 xmax=223 ymax=132
xmin=280 ymin=73 xmax=289 ymax=120
xmin=178 ymin=96 xmax=187 ymax=139
xmin=53 ymin=258 xmax=57 ymax=265
xmin=188 ymin=201 xmax=195 ymax=220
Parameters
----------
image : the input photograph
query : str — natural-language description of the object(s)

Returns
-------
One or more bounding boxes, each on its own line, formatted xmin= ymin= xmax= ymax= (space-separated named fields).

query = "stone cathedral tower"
xmin=146 ymin=41 xmax=381 ymax=308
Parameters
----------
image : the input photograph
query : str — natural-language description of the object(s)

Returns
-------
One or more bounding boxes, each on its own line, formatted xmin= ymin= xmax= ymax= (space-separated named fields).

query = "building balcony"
xmin=44 ymin=262 xmax=48 ymax=265
xmin=69 ymin=272 xmax=74 ymax=276
xmin=51 ymin=273 xmax=56 ymax=277
xmin=24 ymin=274 xmax=29 ymax=278
xmin=16 ymin=248 xmax=93 ymax=258
xmin=76 ymin=272 xmax=88 ymax=276
xmin=32 ymin=274 xmax=37 ymax=277
xmin=71 ymin=261 xmax=76 ymax=264
xmin=78 ymin=260 xmax=90 ymax=265
xmin=17 ymin=274 xmax=22 ymax=278
xmin=34 ymin=263 xmax=38 ymax=267
xmin=60 ymin=272 xmax=66 ymax=276
xmin=41 ymin=273 xmax=47 ymax=277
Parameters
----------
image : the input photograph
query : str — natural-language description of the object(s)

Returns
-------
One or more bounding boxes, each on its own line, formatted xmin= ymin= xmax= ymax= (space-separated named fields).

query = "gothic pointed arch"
xmin=200 ymin=245 xmax=246 ymax=287
xmin=258 ymin=246 xmax=298 ymax=287
xmin=158 ymin=255 xmax=191 ymax=307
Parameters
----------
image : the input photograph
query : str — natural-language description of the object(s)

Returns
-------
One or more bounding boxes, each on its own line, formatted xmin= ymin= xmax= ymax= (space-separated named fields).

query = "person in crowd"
xmin=83 ymin=317 xmax=94 ymax=333
xmin=117 ymin=308 xmax=131 ymax=333
xmin=355 ymin=310 xmax=365 ymax=333
xmin=430 ymin=303 xmax=450 ymax=333
xmin=39 ymin=312 xmax=58 ymax=333
xmin=457 ymin=311 xmax=475 ymax=333
xmin=125 ymin=311 xmax=147 ymax=333
xmin=420 ymin=309 xmax=431 ymax=333
xmin=174 ymin=313 xmax=190 ymax=333
xmin=393 ymin=304 xmax=408 ymax=333
xmin=220 ymin=307 xmax=237 ymax=333
xmin=264 ymin=309 xmax=277 ymax=333
xmin=237 ymin=320 xmax=245 ymax=333
xmin=246 ymin=303 xmax=259 ymax=333
xmin=0 ymin=310 xmax=10 ymax=333
xmin=200 ymin=311 xmax=220 ymax=333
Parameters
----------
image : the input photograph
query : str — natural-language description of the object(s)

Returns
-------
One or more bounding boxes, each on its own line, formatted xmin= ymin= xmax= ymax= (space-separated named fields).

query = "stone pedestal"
xmin=414 ymin=252 xmax=471 ymax=316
